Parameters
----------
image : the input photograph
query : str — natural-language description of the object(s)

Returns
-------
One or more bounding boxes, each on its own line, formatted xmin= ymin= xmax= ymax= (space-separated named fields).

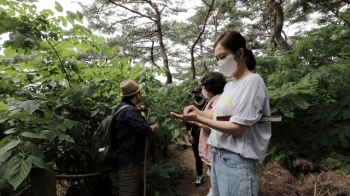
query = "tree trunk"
xmin=147 ymin=1 xmax=173 ymax=84
xmin=267 ymin=0 xmax=291 ymax=51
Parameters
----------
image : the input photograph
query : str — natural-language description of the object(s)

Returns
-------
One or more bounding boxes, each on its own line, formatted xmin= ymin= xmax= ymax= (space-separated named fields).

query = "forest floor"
xmin=169 ymin=143 xmax=211 ymax=196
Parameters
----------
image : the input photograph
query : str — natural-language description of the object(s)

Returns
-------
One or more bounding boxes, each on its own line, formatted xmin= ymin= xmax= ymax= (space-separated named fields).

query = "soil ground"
xmin=168 ymin=143 xmax=211 ymax=196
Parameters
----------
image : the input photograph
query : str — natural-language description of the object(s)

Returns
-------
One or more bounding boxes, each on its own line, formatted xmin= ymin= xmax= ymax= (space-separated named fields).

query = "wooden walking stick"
xmin=139 ymin=105 xmax=151 ymax=196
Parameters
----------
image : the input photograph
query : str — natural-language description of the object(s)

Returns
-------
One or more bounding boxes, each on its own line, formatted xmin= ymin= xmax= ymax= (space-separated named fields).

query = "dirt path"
xmin=168 ymin=144 xmax=211 ymax=196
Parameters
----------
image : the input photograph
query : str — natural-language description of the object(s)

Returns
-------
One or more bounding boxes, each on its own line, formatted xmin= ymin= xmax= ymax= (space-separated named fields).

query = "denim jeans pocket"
xmin=221 ymin=151 xmax=247 ymax=168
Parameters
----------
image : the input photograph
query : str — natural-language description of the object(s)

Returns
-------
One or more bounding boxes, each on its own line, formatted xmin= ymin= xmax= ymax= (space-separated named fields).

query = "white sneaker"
xmin=195 ymin=175 xmax=204 ymax=186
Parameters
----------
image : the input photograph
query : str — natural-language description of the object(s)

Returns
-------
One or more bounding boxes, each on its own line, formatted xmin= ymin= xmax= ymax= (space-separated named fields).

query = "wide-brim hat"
xmin=120 ymin=78 xmax=143 ymax=97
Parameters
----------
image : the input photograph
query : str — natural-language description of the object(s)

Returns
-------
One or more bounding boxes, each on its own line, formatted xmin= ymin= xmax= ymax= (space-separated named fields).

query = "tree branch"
xmin=55 ymin=172 xmax=103 ymax=179
xmin=190 ymin=0 xmax=215 ymax=79
xmin=108 ymin=0 xmax=156 ymax=22
xmin=46 ymin=39 xmax=72 ymax=87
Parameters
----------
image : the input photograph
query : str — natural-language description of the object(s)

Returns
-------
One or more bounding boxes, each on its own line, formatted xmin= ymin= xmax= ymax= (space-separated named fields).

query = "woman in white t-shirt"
xmin=171 ymin=30 xmax=271 ymax=196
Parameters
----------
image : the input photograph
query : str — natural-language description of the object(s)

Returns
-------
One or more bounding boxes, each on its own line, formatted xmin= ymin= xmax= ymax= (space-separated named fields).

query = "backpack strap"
xmin=112 ymin=104 xmax=131 ymax=118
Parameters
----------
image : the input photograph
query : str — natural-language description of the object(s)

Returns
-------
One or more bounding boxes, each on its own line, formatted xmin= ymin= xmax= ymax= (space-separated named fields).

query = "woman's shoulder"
xmin=247 ymin=73 xmax=262 ymax=80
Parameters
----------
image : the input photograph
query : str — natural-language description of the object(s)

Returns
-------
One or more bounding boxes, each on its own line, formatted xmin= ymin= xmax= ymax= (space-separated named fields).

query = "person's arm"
xmin=170 ymin=112 xmax=248 ymax=137
xmin=192 ymin=121 xmax=211 ymax=133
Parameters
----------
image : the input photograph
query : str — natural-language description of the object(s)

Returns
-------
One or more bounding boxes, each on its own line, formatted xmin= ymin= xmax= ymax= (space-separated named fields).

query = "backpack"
xmin=91 ymin=104 xmax=131 ymax=166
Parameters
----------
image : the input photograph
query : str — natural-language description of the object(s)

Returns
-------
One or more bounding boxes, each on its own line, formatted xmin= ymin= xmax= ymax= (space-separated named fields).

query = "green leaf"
xmin=4 ymin=156 xmax=31 ymax=190
xmin=12 ymin=34 xmax=25 ymax=49
xmin=28 ymin=155 xmax=49 ymax=171
xmin=57 ymin=131 xmax=74 ymax=143
xmin=41 ymin=130 xmax=57 ymax=142
xmin=26 ymin=73 xmax=34 ymax=81
xmin=4 ymin=47 xmax=16 ymax=58
xmin=9 ymin=109 xmax=20 ymax=116
xmin=60 ymin=87 xmax=72 ymax=97
xmin=63 ymin=119 xmax=75 ymax=129
xmin=19 ymin=100 xmax=40 ymax=114
xmin=171 ymin=129 xmax=179 ymax=139
xmin=0 ymin=135 xmax=12 ymax=148
xmin=20 ymin=132 xmax=46 ymax=139
xmin=91 ymin=109 xmax=99 ymax=117
xmin=71 ymin=63 xmax=80 ymax=73
xmin=92 ymin=35 xmax=105 ymax=43
xmin=66 ymin=12 xmax=75 ymax=24
xmin=54 ymin=1 xmax=63 ymax=12
xmin=76 ymin=11 xmax=83 ymax=22
xmin=107 ymin=47 xmax=118 ymax=58
xmin=44 ymin=110 xmax=53 ymax=119
xmin=4 ymin=128 xmax=19 ymax=135
xmin=340 ymin=165 xmax=350 ymax=175
xmin=0 ymin=151 xmax=12 ymax=163
xmin=82 ymin=86 xmax=94 ymax=97
xmin=0 ymin=118 xmax=9 ymax=124
xmin=58 ymin=16 xmax=67 ymax=27
xmin=24 ymin=141 xmax=44 ymax=158
xmin=71 ymin=88 xmax=83 ymax=103
xmin=70 ymin=123 xmax=83 ymax=138
xmin=0 ymin=160 xmax=8 ymax=179
xmin=0 ymin=140 xmax=20 ymax=156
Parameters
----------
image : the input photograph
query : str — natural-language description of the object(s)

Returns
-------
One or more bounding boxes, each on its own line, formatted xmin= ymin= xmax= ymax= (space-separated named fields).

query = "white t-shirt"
xmin=208 ymin=73 xmax=271 ymax=163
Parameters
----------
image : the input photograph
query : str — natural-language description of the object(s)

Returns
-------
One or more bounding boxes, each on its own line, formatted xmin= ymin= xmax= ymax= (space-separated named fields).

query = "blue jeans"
xmin=211 ymin=148 xmax=258 ymax=196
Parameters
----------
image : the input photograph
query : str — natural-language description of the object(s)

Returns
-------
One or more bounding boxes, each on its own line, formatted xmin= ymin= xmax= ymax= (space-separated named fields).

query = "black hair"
xmin=200 ymin=72 xmax=227 ymax=95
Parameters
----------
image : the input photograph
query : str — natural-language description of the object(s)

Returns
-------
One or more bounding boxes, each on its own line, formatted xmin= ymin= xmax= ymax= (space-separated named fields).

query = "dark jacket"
xmin=112 ymin=99 xmax=152 ymax=170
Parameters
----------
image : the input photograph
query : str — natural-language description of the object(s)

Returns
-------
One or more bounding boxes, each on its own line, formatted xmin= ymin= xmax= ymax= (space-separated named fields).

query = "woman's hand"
xmin=170 ymin=112 xmax=198 ymax=122
xmin=183 ymin=105 xmax=199 ymax=115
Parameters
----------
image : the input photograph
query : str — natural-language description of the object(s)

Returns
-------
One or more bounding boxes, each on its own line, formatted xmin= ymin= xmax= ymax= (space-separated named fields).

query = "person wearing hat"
xmin=112 ymin=78 xmax=159 ymax=196
xmin=185 ymin=86 xmax=208 ymax=186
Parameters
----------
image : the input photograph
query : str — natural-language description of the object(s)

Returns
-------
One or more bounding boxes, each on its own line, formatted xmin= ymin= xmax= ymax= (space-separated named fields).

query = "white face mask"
xmin=201 ymin=87 xmax=209 ymax=98
xmin=218 ymin=55 xmax=238 ymax=76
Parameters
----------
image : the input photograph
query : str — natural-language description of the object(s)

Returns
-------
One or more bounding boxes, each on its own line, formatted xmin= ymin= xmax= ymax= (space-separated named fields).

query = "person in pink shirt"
xmin=195 ymin=72 xmax=227 ymax=196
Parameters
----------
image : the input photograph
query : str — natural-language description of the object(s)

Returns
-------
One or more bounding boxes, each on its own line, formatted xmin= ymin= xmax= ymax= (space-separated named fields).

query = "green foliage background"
xmin=0 ymin=0 xmax=350 ymax=195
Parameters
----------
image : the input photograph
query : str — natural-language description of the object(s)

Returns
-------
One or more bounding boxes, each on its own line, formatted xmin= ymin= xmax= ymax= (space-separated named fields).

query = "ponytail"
xmin=245 ymin=49 xmax=256 ymax=71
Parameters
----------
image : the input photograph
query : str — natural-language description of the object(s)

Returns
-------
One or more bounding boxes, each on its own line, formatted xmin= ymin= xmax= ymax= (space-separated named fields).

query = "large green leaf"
xmin=20 ymin=132 xmax=47 ymax=139
xmin=0 ymin=135 xmax=12 ymax=148
xmin=4 ymin=156 xmax=31 ymax=190
xmin=4 ymin=128 xmax=19 ymax=135
xmin=0 ymin=140 xmax=20 ymax=156
xmin=41 ymin=130 xmax=57 ymax=142
xmin=24 ymin=141 xmax=44 ymax=158
xmin=28 ymin=155 xmax=49 ymax=171
xmin=19 ymin=100 xmax=40 ymax=114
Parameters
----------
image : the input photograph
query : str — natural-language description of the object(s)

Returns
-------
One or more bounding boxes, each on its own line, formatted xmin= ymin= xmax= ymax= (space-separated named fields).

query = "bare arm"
xmin=170 ymin=112 xmax=248 ymax=137
xmin=192 ymin=121 xmax=211 ymax=133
